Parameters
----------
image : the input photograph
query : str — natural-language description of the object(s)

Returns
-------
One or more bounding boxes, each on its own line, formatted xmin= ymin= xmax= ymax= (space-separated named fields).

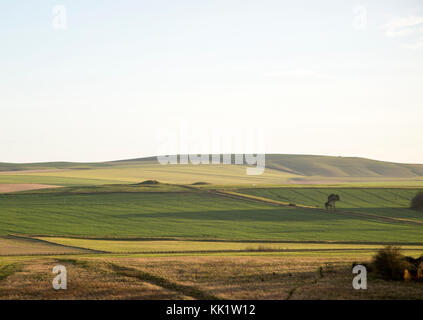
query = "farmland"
xmin=0 ymin=236 xmax=93 ymax=256
xmin=1 ymin=185 xmax=423 ymax=242
xmin=233 ymin=187 xmax=423 ymax=223
xmin=0 ymin=155 xmax=423 ymax=299
xmin=2 ymin=253 xmax=423 ymax=300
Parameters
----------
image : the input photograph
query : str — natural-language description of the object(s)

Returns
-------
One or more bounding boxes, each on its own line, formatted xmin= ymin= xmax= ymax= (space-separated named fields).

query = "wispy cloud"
xmin=382 ymin=15 xmax=423 ymax=37
xmin=381 ymin=15 xmax=423 ymax=50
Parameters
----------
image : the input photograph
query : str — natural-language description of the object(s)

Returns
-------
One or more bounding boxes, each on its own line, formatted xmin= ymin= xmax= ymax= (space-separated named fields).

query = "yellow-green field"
xmin=2 ymin=154 xmax=423 ymax=187
xmin=0 ymin=164 xmax=296 ymax=186
xmin=35 ymin=237 xmax=423 ymax=254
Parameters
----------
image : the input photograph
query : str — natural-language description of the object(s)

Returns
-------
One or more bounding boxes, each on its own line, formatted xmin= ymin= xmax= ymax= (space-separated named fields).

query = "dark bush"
xmin=371 ymin=246 xmax=412 ymax=280
xmin=404 ymin=255 xmax=423 ymax=277
xmin=137 ymin=180 xmax=160 ymax=185
xmin=410 ymin=191 xmax=423 ymax=210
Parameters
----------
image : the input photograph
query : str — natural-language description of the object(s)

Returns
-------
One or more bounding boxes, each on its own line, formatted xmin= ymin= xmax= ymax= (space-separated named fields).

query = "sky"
xmin=1 ymin=0 xmax=423 ymax=164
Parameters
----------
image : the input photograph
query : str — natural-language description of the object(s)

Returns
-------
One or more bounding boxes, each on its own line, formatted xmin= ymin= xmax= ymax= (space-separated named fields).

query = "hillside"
xmin=265 ymin=154 xmax=423 ymax=177
xmin=1 ymin=154 xmax=423 ymax=178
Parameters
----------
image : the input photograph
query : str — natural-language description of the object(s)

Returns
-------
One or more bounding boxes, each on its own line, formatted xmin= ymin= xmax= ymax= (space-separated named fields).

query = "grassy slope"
xmin=265 ymin=154 xmax=423 ymax=177
xmin=1 ymin=186 xmax=423 ymax=243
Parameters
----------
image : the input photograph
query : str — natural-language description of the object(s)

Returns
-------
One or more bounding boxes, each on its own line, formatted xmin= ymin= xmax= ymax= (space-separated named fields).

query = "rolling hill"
xmin=1 ymin=154 xmax=423 ymax=177
xmin=265 ymin=155 xmax=423 ymax=178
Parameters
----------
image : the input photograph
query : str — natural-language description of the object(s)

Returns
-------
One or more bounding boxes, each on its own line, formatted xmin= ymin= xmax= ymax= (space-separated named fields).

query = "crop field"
xmin=32 ymin=237 xmax=423 ymax=254
xmin=233 ymin=187 xmax=423 ymax=222
xmin=1 ymin=254 xmax=423 ymax=300
xmin=0 ymin=164 xmax=295 ymax=186
xmin=1 ymin=186 xmax=423 ymax=242
xmin=1 ymin=156 xmax=423 ymax=299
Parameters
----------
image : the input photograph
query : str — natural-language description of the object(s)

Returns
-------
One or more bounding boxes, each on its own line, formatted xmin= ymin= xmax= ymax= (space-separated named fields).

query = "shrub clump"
xmin=410 ymin=191 xmax=423 ymax=211
xmin=371 ymin=246 xmax=412 ymax=280
xmin=137 ymin=180 xmax=160 ymax=185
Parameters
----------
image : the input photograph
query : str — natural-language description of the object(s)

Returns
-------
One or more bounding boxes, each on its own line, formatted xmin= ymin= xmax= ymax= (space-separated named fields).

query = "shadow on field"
xmin=112 ymin=208 xmax=351 ymax=222
xmin=344 ymin=207 xmax=423 ymax=220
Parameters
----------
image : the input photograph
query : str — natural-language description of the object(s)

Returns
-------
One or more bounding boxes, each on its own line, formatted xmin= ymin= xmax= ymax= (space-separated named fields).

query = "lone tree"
xmin=325 ymin=194 xmax=340 ymax=211
xmin=410 ymin=191 xmax=423 ymax=211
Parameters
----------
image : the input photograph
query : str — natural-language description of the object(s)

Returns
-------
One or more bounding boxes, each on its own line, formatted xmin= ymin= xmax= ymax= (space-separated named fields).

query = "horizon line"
xmin=2 ymin=153 xmax=423 ymax=166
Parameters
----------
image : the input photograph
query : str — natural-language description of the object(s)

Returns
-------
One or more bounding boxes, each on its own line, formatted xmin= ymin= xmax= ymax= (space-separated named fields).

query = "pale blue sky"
xmin=1 ymin=0 xmax=423 ymax=163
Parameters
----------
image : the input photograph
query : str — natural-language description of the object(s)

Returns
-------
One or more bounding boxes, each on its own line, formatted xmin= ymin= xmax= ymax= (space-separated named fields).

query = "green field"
xmin=1 ymin=156 xmax=422 ymax=245
xmin=234 ymin=187 xmax=423 ymax=222
xmin=1 ymin=185 xmax=422 ymax=243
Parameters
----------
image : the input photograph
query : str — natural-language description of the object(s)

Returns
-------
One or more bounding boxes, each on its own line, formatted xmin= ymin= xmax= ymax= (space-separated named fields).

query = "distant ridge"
xmin=265 ymin=154 xmax=423 ymax=178
xmin=1 ymin=154 xmax=423 ymax=178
